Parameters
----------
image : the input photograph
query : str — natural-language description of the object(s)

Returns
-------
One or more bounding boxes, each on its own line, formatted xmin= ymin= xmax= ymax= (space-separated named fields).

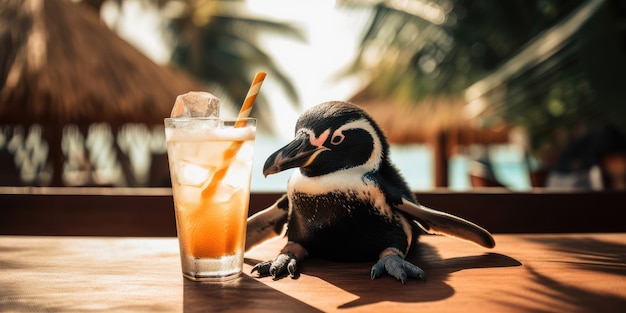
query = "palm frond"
xmin=162 ymin=0 xmax=305 ymax=132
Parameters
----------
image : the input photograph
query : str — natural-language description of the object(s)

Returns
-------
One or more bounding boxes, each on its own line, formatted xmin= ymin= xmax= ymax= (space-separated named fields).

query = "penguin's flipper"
xmin=245 ymin=194 xmax=289 ymax=252
xmin=397 ymin=198 xmax=495 ymax=249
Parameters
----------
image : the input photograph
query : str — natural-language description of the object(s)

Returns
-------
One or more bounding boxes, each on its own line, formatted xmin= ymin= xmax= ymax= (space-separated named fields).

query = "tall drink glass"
xmin=164 ymin=117 xmax=256 ymax=281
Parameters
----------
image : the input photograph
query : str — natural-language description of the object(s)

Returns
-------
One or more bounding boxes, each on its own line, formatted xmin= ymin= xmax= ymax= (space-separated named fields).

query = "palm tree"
xmin=96 ymin=0 xmax=305 ymax=132
xmin=464 ymin=0 xmax=626 ymax=186
xmin=167 ymin=1 xmax=304 ymax=129
xmin=338 ymin=0 xmax=626 ymax=186
xmin=340 ymin=0 xmax=586 ymax=102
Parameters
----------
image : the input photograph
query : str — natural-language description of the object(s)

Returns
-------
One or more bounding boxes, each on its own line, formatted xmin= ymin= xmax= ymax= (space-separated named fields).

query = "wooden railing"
xmin=1 ymin=187 xmax=624 ymax=236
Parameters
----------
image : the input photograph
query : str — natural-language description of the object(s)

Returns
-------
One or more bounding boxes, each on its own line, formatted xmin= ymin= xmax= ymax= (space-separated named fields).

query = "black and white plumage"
xmin=246 ymin=101 xmax=495 ymax=283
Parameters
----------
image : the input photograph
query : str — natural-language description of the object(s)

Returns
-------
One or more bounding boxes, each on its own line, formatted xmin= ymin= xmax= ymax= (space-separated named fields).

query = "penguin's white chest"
xmin=287 ymin=170 xmax=393 ymax=218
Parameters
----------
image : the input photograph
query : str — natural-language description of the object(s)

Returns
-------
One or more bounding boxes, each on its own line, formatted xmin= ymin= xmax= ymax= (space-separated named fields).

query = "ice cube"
xmin=171 ymin=91 xmax=220 ymax=118
xmin=174 ymin=161 xmax=215 ymax=187
xmin=213 ymin=183 xmax=243 ymax=203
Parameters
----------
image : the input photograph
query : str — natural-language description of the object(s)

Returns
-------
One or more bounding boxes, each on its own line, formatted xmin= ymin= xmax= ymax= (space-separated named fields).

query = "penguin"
xmin=246 ymin=101 xmax=495 ymax=283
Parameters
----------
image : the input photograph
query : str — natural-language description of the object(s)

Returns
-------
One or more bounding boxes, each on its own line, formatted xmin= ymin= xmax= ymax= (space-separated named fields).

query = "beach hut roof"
xmin=0 ymin=0 xmax=204 ymax=125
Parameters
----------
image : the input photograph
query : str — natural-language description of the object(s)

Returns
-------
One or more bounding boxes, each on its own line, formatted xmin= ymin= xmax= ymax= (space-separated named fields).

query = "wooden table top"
xmin=1 ymin=233 xmax=624 ymax=312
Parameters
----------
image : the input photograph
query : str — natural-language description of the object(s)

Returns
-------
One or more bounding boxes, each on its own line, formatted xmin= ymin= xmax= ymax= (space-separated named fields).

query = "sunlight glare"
xmin=246 ymin=0 xmax=366 ymax=138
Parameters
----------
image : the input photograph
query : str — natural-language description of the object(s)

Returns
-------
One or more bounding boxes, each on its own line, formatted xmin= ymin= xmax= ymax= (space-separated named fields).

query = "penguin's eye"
xmin=330 ymin=132 xmax=345 ymax=145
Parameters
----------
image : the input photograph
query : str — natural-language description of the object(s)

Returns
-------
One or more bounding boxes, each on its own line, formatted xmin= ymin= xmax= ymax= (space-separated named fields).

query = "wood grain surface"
xmin=1 ymin=233 xmax=624 ymax=312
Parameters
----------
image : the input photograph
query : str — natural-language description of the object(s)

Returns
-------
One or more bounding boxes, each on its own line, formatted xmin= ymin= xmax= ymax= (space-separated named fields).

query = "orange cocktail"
xmin=165 ymin=117 xmax=256 ymax=281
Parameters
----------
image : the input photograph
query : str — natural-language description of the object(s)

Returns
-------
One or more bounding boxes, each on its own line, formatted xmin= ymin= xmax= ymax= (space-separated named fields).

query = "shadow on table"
xmin=183 ymin=275 xmax=323 ymax=313
xmin=524 ymin=235 xmax=626 ymax=276
xmin=510 ymin=266 xmax=626 ymax=312
xmin=335 ymin=243 xmax=521 ymax=308
xmin=245 ymin=242 xmax=521 ymax=309
xmin=492 ymin=236 xmax=626 ymax=312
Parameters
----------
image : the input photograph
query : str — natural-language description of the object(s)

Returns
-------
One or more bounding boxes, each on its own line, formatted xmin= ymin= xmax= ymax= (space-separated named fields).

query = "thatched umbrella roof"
xmin=0 ymin=0 xmax=204 ymax=125
xmin=349 ymin=90 xmax=511 ymax=187
xmin=349 ymin=92 xmax=510 ymax=146
xmin=0 ymin=0 xmax=205 ymax=186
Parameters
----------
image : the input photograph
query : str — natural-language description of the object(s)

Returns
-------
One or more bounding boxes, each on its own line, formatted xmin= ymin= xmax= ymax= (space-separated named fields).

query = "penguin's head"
xmin=263 ymin=101 xmax=389 ymax=177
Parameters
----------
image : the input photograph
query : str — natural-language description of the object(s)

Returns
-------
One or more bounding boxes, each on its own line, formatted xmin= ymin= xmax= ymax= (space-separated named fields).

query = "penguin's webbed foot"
xmin=371 ymin=254 xmax=425 ymax=284
xmin=251 ymin=253 xmax=299 ymax=278
xmin=252 ymin=242 xmax=307 ymax=279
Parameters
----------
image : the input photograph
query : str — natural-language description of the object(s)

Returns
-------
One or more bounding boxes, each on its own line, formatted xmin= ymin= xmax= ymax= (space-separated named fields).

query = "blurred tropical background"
xmin=1 ymin=0 xmax=625 ymax=191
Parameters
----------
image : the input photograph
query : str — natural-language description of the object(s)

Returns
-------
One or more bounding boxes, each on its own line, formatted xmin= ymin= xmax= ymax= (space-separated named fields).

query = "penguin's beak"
xmin=263 ymin=133 xmax=329 ymax=177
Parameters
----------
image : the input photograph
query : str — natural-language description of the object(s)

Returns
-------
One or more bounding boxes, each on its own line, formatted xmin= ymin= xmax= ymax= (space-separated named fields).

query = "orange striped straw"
xmin=235 ymin=71 xmax=266 ymax=127
xmin=202 ymin=72 xmax=266 ymax=199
